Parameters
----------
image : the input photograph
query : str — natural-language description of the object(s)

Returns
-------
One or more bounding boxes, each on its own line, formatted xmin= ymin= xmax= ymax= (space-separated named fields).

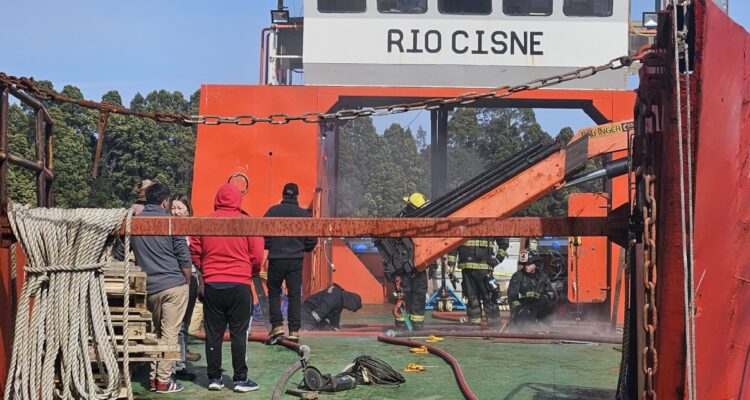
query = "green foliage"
xmin=3 ymin=83 xmax=199 ymax=208
xmin=6 ymin=105 xmax=36 ymax=204
xmin=336 ymin=119 xmax=426 ymax=217
xmin=336 ymin=108 xmax=597 ymax=218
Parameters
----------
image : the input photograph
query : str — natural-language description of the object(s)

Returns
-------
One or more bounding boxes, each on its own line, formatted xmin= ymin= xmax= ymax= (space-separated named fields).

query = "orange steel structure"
xmin=567 ymin=192 xmax=626 ymax=324
xmin=411 ymin=120 xmax=631 ymax=268
xmin=568 ymin=193 xmax=611 ymax=304
xmin=191 ymin=86 xmax=635 ymax=301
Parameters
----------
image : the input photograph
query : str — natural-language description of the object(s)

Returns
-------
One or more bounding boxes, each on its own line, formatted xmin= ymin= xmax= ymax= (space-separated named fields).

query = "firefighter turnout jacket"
xmin=447 ymin=239 xmax=506 ymax=270
xmin=507 ymin=269 xmax=557 ymax=310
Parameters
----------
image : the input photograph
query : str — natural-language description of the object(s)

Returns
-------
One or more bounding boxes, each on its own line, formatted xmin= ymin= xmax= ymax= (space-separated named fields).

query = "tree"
xmin=336 ymin=120 xmax=427 ymax=217
xmin=47 ymin=106 xmax=92 ymax=207
xmin=375 ymin=123 xmax=425 ymax=216
xmin=93 ymin=89 xmax=196 ymax=207
xmin=557 ymin=127 xmax=575 ymax=143
xmin=336 ymin=117 xmax=380 ymax=216
xmin=6 ymin=105 xmax=36 ymax=205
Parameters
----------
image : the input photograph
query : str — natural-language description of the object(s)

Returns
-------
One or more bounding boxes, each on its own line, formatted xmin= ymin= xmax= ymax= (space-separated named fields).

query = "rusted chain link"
xmin=0 ymin=50 xmax=648 ymax=128
xmin=636 ymin=90 xmax=660 ymax=400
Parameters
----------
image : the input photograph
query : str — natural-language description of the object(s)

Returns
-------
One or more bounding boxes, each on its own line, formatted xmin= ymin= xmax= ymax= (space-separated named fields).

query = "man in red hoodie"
xmin=189 ymin=184 xmax=264 ymax=393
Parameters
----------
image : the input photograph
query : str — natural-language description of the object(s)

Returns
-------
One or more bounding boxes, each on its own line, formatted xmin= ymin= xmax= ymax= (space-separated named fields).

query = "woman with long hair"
xmin=169 ymin=194 xmax=202 ymax=381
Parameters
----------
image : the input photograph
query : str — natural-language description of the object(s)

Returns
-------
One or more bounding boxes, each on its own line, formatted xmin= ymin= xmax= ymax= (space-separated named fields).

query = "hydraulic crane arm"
xmin=376 ymin=120 xmax=632 ymax=279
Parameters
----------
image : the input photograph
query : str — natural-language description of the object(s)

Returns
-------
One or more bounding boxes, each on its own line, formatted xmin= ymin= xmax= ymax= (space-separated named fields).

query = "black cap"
xmin=283 ymin=182 xmax=299 ymax=198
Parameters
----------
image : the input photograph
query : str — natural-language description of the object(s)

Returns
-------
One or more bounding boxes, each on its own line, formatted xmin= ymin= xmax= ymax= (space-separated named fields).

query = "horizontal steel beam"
xmin=124 ymin=216 xmax=613 ymax=238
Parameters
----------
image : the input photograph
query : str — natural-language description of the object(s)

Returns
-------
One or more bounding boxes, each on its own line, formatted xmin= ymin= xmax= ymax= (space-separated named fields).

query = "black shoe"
xmin=175 ymin=369 xmax=197 ymax=381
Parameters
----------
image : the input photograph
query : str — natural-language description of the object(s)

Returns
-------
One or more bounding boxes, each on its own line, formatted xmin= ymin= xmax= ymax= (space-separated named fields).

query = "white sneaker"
xmin=208 ymin=378 xmax=224 ymax=391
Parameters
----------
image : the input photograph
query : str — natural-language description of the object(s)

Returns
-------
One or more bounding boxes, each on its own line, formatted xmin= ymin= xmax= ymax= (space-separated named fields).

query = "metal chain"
xmin=0 ymin=51 xmax=646 ymax=128
xmin=636 ymin=90 xmax=659 ymax=400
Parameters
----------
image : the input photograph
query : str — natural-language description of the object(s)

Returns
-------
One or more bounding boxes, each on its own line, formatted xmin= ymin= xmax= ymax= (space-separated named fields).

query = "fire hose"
xmin=386 ymin=330 xmax=623 ymax=344
xmin=377 ymin=335 xmax=478 ymax=400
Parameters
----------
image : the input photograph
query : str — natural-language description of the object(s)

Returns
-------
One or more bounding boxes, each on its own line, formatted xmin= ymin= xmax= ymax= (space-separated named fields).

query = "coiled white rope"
xmin=3 ymin=203 xmax=131 ymax=400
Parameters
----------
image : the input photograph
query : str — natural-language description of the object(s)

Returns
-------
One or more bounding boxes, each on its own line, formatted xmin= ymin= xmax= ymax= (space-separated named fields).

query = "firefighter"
xmin=447 ymin=238 xmax=508 ymax=329
xmin=508 ymin=250 xmax=557 ymax=328
xmin=395 ymin=192 xmax=429 ymax=331
xmin=301 ymin=284 xmax=362 ymax=331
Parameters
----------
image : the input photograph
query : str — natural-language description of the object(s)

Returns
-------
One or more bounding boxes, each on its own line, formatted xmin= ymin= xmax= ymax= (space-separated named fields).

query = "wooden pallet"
xmin=103 ymin=272 xmax=147 ymax=293
xmin=92 ymin=262 xmax=183 ymax=397
xmin=109 ymin=321 xmax=148 ymax=341
xmin=104 ymin=290 xmax=147 ymax=310
xmin=89 ymin=337 xmax=180 ymax=363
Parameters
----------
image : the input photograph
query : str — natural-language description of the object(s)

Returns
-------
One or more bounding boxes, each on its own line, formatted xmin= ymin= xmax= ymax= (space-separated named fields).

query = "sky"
xmin=2 ymin=0 xmax=748 ymax=136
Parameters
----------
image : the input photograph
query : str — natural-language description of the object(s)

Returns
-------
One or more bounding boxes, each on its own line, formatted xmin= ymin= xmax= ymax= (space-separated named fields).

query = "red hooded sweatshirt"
xmin=190 ymin=184 xmax=264 ymax=285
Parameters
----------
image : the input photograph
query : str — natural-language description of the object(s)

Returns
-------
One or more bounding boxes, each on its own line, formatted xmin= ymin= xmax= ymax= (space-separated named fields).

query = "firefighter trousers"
xmin=511 ymin=297 xmax=555 ymax=326
xmin=396 ymin=270 xmax=427 ymax=327
xmin=462 ymin=268 xmax=500 ymax=326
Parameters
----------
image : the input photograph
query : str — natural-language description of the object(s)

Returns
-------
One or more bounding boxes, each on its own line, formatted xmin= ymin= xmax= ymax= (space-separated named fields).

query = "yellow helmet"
xmin=403 ymin=192 xmax=427 ymax=209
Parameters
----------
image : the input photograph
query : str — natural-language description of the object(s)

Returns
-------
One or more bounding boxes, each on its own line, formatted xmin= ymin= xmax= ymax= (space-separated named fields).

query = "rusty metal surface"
xmin=34 ymin=110 xmax=46 ymax=206
xmin=634 ymin=45 xmax=664 ymax=400
xmin=120 ymin=216 xmax=613 ymax=237
xmin=0 ymin=84 xmax=55 ymax=245
xmin=0 ymin=153 xmax=54 ymax=178
xmin=91 ymin=109 xmax=109 ymax=179
xmin=5 ymin=86 xmax=52 ymax=124
xmin=0 ymin=87 xmax=8 ymax=211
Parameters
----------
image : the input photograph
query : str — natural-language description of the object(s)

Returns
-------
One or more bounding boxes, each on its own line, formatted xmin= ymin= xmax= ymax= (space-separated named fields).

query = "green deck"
xmin=131 ymin=307 xmax=621 ymax=399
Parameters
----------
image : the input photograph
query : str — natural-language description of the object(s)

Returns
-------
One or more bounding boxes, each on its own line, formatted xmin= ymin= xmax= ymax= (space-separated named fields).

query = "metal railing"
xmin=0 ymin=84 xmax=54 ymax=245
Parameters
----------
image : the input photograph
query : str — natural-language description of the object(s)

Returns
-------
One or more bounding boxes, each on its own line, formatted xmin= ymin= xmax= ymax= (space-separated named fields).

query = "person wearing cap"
xmin=263 ymin=183 xmax=317 ymax=342
xmin=300 ymin=284 xmax=362 ymax=331
xmin=508 ymin=250 xmax=557 ymax=329
xmin=132 ymin=179 xmax=154 ymax=215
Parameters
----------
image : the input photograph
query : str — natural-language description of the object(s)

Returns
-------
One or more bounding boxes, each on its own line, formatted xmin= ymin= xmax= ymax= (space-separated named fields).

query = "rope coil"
xmin=2 ymin=203 xmax=131 ymax=400
xmin=23 ymin=263 xmax=108 ymax=273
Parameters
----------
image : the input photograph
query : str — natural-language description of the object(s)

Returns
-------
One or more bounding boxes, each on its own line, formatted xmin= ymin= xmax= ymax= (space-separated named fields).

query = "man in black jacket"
xmin=301 ymin=284 xmax=362 ymax=331
xmin=508 ymin=250 xmax=557 ymax=329
xmin=263 ymin=183 xmax=317 ymax=342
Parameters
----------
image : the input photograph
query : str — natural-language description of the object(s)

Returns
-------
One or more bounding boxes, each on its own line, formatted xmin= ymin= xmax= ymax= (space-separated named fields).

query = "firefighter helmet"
xmin=519 ymin=250 xmax=539 ymax=264
xmin=403 ymin=192 xmax=427 ymax=209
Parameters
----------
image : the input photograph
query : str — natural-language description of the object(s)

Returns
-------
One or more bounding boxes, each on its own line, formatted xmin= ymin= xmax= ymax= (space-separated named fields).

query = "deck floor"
xmin=131 ymin=306 xmax=621 ymax=399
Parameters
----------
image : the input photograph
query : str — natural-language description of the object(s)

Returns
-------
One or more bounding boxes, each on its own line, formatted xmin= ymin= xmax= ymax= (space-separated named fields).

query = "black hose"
xmin=346 ymin=355 xmax=406 ymax=387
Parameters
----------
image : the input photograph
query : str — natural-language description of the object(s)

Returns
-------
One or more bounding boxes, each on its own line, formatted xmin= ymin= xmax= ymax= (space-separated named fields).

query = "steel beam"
xmin=6 ymin=86 xmax=52 ymax=124
xmin=1 ymin=86 xmax=8 ymax=211
xmin=122 ymin=216 xmax=613 ymax=237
